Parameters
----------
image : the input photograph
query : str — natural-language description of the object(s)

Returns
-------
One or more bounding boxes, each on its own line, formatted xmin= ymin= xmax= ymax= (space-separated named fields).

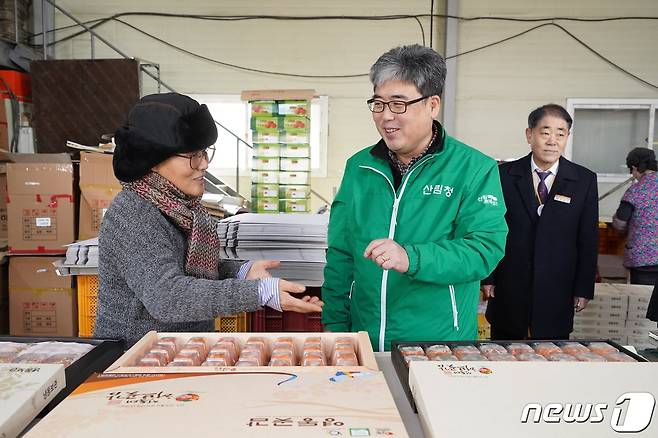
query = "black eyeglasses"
xmin=174 ymin=145 xmax=216 ymax=169
xmin=366 ymin=96 xmax=429 ymax=114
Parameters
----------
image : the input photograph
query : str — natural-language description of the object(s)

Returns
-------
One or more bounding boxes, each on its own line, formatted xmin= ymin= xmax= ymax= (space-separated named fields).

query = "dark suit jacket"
xmin=485 ymin=153 xmax=599 ymax=338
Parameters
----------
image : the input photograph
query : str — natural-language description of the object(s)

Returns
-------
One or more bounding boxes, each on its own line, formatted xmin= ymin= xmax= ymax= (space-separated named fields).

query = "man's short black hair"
xmin=528 ymin=104 xmax=573 ymax=130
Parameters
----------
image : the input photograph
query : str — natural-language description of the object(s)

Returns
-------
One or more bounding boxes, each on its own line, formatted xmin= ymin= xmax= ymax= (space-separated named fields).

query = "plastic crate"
xmin=77 ymin=275 xmax=98 ymax=337
xmin=598 ymin=222 xmax=625 ymax=255
xmin=477 ymin=313 xmax=490 ymax=340
xmin=250 ymin=308 xmax=323 ymax=332
xmin=214 ymin=312 xmax=250 ymax=332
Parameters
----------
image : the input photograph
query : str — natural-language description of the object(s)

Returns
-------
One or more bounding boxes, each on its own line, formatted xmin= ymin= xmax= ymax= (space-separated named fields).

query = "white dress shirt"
xmin=531 ymin=157 xmax=559 ymax=199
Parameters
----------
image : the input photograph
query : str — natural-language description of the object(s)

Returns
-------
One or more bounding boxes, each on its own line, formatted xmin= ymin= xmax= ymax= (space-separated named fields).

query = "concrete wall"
xmin=53 ymin=0 xmax=445 ymax=208
xmin=52 ymin=0 xmax=658 ymax=215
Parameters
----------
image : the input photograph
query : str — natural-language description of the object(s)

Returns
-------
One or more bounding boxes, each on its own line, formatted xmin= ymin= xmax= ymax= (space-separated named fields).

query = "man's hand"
xmin=279 ymin=279 xmax=324 ymax=313
xmin=364 ymin=238 xmax=409 ymax=273
xmin=246 ymin=260 xmax=280 ymax=280
xmin=480 ymin=284 xmax=495 ymax=299
xmin=574 ymin=297 xmax=589 ymax=312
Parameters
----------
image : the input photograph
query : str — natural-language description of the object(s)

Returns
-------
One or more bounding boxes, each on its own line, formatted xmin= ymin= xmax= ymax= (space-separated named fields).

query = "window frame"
xmin=566 ymin=98 xmax=658 ymax=183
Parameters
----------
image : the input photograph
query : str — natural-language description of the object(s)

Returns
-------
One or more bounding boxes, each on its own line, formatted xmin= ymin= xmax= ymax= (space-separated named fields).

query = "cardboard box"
xmin=623 ymin=327 xmax=651 ymax=337
xmin=279 ymin=171 xmax=309 ymax=185
xmin=0 ymin=255 xmax=8 ymax=334
xmin=0 ymin=162 xmax=7 ymax=244
xmin=572 ymin=317 xmax=626 ymax=329
xmin=279 ymin=198 xmax=310 ymax=213
xmin=569 ymin=325 xmax=626 ymax=338
xmin=9 ymin=256 xmax=76 ymax=336
xmin=252 ymin=170 xmax=279 ymax=184
xmin=251 ymin=184 xmax=279 ymax=198
xmin=250 ymin=100 xmax=309 ymax=117
xmin=585 ymin=299 xmax=628 ymax=313
xmin=252 ymin=157 xmax=279 ymax=171
xmin=280 ymin=143 xmax=310 ymax=158
xmin=7 ymin=153 xmax=74 ymax=254
xmin=25 ymin=368 xmax=406 ymax=438
xmin=477 ymin=312 xmax=490 ymax=340
xmin=597 ymin=254 xmax=627 ymax=279
xmin=250 ymin=100 xmax=277 ymax=117
xmin=595 ymin=282 xmax=626 ymax=296
xmin=253 ymin=198 xmax=279 ymax=213
xmin=251 ymin=117 xmax=282 ymax=133
xmin=574 ymin=307 xmax=627 ymax=321
xmin=280 ymin=157 xmax=311 ymax=172
xmin=627 ymin=303 xmax=650 ymax=321
xmin=277 ymin=100 xmax=309 ymax=116
xmin=252 ymin=143 xmax=280 ymax=158
xmin=279 ymin=185 xmax=310 ymax=199
xmin=626 ymin=334 xmax=654 ymax=350
xmin=252 ymin=131 xmax=309 ymax=145
xmin=241 ymin=89 xmax=315 ymax=101
xmin=625 ymin=318 xmax=657 ymax=330
xmin=78 ymin=152 xmax=121 ymax=240
xmin=409 ymin=360 xmax=658 ymax=438
xmin=0 ymin=363 xmax=65 ymax=438
xmin=105 ymin=331 xmax=377 ymax=374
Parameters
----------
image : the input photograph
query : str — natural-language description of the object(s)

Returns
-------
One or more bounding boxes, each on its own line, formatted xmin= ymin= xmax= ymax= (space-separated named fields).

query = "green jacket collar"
xmin=369 ymin=120 xmax=446 ymax=189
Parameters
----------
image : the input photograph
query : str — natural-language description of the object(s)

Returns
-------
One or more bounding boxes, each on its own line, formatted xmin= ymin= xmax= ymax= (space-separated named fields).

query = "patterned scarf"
xmin=122 ymin=171 xmax=220 ymax=279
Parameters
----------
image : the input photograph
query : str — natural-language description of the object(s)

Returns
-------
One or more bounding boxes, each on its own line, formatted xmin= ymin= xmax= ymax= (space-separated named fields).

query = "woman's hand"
xmin=279 ymin=280 xmax=324 ymax=313
xmin=246 ymin=260 xmax=280 ymax=280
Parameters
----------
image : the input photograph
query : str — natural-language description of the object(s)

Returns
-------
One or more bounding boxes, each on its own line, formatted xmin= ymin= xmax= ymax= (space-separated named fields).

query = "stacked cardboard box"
xmin=78 ymin=152 xmax=121 ymax=240
xmin=572 ymin=282 xmax=655 ymax=349
xmin=621 ymin=284 xmax=655 ymax=349
xmin=8 ymin=256 xmax=76 ymax=336
xmin=250 ymin=100 xmax=311 ymax=213
xmin=6 ymin=153 xmax=74 ymax=254
xmin=2 ymin=153 xmax=77 ymax=336
xmin=0 ymin=161 xmax=7 ymax=248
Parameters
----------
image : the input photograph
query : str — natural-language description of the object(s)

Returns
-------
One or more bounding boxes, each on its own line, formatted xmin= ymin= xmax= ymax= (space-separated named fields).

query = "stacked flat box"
xmin=571 ymin=283 xmax=628 ymax=344
xmin=250 ymin=100 xmax=311 ymax=213
xmin=573 ymin=283 xmax=656 ymax=349
xmin=614 ymin=284 xmax=655 ymax=349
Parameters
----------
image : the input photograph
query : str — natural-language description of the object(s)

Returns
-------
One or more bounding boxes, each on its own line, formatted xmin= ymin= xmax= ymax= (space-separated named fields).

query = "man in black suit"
xmin=482 ymin=104 xmax=599 ymax=340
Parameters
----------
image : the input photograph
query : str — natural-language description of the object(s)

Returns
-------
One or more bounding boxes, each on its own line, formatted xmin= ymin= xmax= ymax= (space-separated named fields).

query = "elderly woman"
xmin=612 ymin=147 xmax=658 ymax=285
xmin=94 ymin=93 xmax=322 ymax=346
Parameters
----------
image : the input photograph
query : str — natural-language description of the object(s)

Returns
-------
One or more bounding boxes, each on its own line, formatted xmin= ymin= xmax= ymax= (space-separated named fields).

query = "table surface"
xmin=375 ymin=352 xmax=424 ymax=438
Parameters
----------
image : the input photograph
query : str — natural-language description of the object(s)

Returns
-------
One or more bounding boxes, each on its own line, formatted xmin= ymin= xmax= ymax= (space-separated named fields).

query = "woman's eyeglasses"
xmin=174 ymin=145 xmax=216 ymax=169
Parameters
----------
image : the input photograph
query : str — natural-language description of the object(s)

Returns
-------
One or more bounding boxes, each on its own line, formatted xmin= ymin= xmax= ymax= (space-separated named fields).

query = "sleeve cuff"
xmin=404 ymin=244 xmax=420 ymax=277
xmin=258 ymin=278 xmax=281 ymax=311
xmin=237 ymin=261 xmax=254 ymax=280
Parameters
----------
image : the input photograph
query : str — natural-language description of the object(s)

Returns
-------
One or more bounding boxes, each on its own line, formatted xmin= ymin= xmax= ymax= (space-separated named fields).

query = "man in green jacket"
xmin=322 ymin=44 xmax=508 ymax=351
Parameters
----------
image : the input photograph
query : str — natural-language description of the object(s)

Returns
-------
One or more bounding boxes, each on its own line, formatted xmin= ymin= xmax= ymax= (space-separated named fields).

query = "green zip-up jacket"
xmin=322 ymin=126 xmax=508 ymax=351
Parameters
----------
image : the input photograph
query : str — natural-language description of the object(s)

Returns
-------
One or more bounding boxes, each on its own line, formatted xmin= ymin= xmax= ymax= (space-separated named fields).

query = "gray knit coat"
xmin=94 ymin=190 xmax=261 ymax=346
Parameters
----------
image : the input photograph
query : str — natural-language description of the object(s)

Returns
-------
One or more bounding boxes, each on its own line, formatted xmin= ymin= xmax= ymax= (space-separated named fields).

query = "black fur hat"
xmin=113 ymin=93 xmax=217 ymax=182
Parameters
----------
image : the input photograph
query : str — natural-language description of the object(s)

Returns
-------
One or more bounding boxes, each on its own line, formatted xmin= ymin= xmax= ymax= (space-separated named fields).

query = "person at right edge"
xmin=611 ymin=148 xmax=658 ymax=328
xmin=612 ymin=148 xmax=658 ymax=285
xmin=482 ymin=104 xmax=599 ymax=340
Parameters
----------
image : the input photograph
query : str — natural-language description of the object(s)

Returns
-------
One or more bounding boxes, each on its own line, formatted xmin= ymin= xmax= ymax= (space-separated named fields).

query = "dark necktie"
xmin=536 ymin=170 xmax=551 ymax=205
